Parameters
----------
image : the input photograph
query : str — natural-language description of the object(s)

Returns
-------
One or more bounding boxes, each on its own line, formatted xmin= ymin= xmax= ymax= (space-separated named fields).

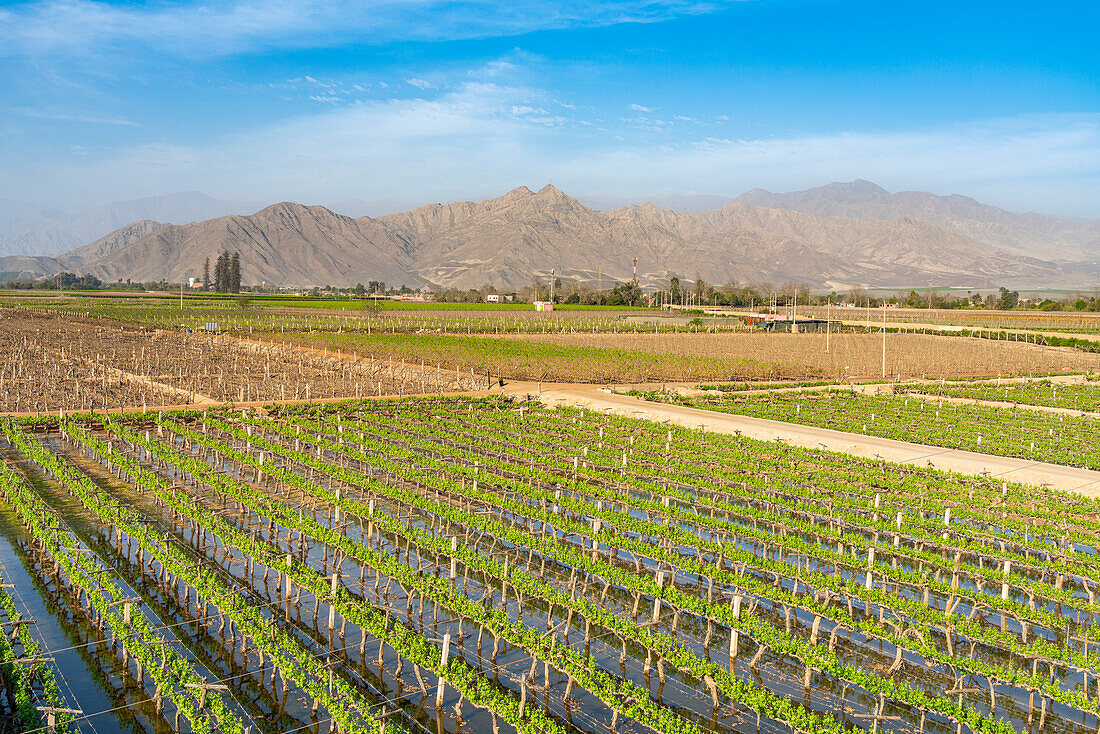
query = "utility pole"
xmin=180 ymin=279 xmax=184 ymax=310
xmin=549 ymin=269 xmax=555 ymax=304
xmin=632 ymin=257 xmax=637 ymax=282
xmin=881 ymin=301 xmax=887 ymax=379
xmin=826 ymin=298 xmax=831 ymax=353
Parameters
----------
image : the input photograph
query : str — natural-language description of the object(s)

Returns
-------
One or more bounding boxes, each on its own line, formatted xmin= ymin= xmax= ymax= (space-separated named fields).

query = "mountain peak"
xmin=256 ymin=201 xmax=334 ymax=217
xmin=820 ymin=180 xmax=888 ymax=195
xmin=537 ymin=183 xmax=565 ymax=196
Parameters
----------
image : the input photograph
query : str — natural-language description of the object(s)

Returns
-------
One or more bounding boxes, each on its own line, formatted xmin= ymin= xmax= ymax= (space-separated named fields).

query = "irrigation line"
xmin=4 ymin=553 xmax=100 ymax=734
xmin=20 ymin=439 xmax=401 ymax=734
xmin=280 ymin=717 xmax=335 ymax=734
xmin=30 ymin=586 xmax=320 ymax=659
xmin=166 ymin=432 xmax=693 ymax=734
xmin=21 ymin=634 xmax=392 ymax=734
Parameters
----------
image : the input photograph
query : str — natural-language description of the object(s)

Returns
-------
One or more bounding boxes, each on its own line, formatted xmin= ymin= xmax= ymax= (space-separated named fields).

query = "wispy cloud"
xmin=628 ymin=103 xmax=653 ymax=112
xmin=11 ymin=107 xmax=140 ymax=126
xmin=4 ymin=87 xmax=1097 ymax=216
xmin=405 ymin=78 xmax=435 ymax=90
xmin=0 ymin=0 xmax=736 ymax=60
xmin=0 ymin=80 xmax=561 ymax=204
xmin=561 ymin=113 xmax=1100 ymax=216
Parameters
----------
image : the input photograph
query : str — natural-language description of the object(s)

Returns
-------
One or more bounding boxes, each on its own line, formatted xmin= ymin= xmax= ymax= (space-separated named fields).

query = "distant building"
xmin=534 ymin=301 xmax=554 ymax=312
xmin=739 ymin=314 xmax=832 ymax=332
xmin=486 ymin=293 xmax=515 ymax=303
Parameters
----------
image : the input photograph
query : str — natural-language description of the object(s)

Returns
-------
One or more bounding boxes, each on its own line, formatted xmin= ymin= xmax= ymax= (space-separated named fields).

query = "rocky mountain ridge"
xmin=4 ymin=183 xmax=1094 ymax=291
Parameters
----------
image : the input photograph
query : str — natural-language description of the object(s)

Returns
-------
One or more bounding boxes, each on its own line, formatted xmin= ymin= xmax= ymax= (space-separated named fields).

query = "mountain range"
xmin=0 ymin=191 xmax=418 ymax=259
xmin=1 ymin=183 xmax=1096 ymax=291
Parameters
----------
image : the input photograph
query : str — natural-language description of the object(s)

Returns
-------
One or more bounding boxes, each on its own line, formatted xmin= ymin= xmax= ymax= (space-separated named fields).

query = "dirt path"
xmin=522 ymin=384 xmax=1100 ymax=496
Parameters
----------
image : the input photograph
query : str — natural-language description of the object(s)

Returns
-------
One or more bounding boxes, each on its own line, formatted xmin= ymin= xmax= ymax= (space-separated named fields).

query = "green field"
xmin=2 ymin=396 xmax=1098 ymax=734
xmin=631 ymin=387 xmax=1100 ymax=469
xmin=276 ymin=331 xmax=775 ymax=382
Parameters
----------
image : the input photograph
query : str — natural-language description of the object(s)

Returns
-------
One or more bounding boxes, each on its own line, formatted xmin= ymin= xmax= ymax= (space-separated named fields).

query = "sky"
xmin=0 ymin=0 xmax=1097 ymax=217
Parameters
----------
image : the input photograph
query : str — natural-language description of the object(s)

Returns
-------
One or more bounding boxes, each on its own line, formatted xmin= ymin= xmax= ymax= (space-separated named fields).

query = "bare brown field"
xmin=775 ymin=305 xmax=1100 ymax=333
xmin=495 ymin=330 xmax=1100 ymax=380
xmin=278 ymin=328 xmax=1099 ymax=384
xmin=0 ymin=311 xmax=478 ymax=413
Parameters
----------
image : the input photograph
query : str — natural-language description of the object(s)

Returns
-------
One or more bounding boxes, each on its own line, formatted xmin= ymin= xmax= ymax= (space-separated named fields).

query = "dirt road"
xmin=520 ymin=384 xmax=1100 ymax=495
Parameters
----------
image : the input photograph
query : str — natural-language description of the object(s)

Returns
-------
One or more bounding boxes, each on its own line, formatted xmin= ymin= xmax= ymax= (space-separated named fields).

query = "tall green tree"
xmin=213 ymin=252 xmax=227 ymax=292
xmin=229 ymin=252 xmax=241 ymax=293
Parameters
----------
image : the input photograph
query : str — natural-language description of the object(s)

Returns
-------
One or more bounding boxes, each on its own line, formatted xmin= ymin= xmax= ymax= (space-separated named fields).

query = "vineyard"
xmin=0 ymin=397 xmax=1099 ymax=733
xmin=631 ymin=389 xmax=1100 ymax=470
xmin=897 ymin=380 xmax=1100 ymax=413
xmin=0 ymin=311 xmax=480 ymax=413
xmin=1 ymin=296 xmax=655 ymax=336
xmin=496 ymin=332 xmax=1100 ymax=381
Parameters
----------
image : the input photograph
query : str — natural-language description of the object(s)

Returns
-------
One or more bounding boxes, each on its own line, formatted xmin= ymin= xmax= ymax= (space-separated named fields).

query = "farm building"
xmin=739 ymin=314 xmax=833 ymax=332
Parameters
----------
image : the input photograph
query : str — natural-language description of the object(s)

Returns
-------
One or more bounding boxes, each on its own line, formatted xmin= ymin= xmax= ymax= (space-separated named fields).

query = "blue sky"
xmin=0 ymin=0 xmax=1097 ymax=216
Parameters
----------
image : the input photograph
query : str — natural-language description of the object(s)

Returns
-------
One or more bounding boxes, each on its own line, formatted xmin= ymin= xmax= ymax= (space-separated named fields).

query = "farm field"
xmin=3 ymin=397 xmax=1100 ymax=734
xmin=898 ymin=380 xmax=1100 ymax=413
xmin=632 ymin=388 xmax=1100 ymax=470
xmin=0 ymin=311 xmax=478 ymax=414
xmin=273 ymin=332 xmax=778 ymax=384
xmin=765 ymin=307 xmax=1100 ymax=336
xmin=481 ymin=331 xmax=1100 ymax=381
xmin=1 ymin=293 xmax=650 ymax=336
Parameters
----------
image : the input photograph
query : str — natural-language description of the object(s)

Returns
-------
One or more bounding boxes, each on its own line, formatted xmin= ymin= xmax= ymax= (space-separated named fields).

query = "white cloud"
xmin=2 ymin=81 xmax=548 ymax=204
xmin=405 ymin=78 xmax=435 ymax=90
xmin=0 ymin=0 xmax=735 ymax=60
xmin=628 ymin=103 xmax=653 ymax=112
xmin=479 ymin=60 xmax=518 ymax=77
xmin=3 ymin=96 xmax=1097 ymax=218
xmin=11 ymin=107 xmax=140 ymax=126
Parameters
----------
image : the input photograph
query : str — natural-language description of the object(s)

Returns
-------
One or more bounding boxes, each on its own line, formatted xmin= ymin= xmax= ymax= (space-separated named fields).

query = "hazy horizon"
xmin=3 ymin=179 xmax=1098 ymax=225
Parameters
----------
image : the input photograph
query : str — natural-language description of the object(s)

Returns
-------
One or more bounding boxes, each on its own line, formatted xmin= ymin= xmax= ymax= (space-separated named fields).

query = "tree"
xmin=609 ymin=279 xmax=642 ymax=306
xmin=667 ymin=275 xmax=681 ymax=303
xmin=229 ymin=252 xmax=241 ymax=293
xmin=996 ymin=286 xmax=1019 ymax=310
xmin=213 ymin=251 xmax=229 ymax=292
xmin=693 ymin=276 xmax=710 ymax=304
xmin=203 ymin=257 xmax=210 ymax=289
